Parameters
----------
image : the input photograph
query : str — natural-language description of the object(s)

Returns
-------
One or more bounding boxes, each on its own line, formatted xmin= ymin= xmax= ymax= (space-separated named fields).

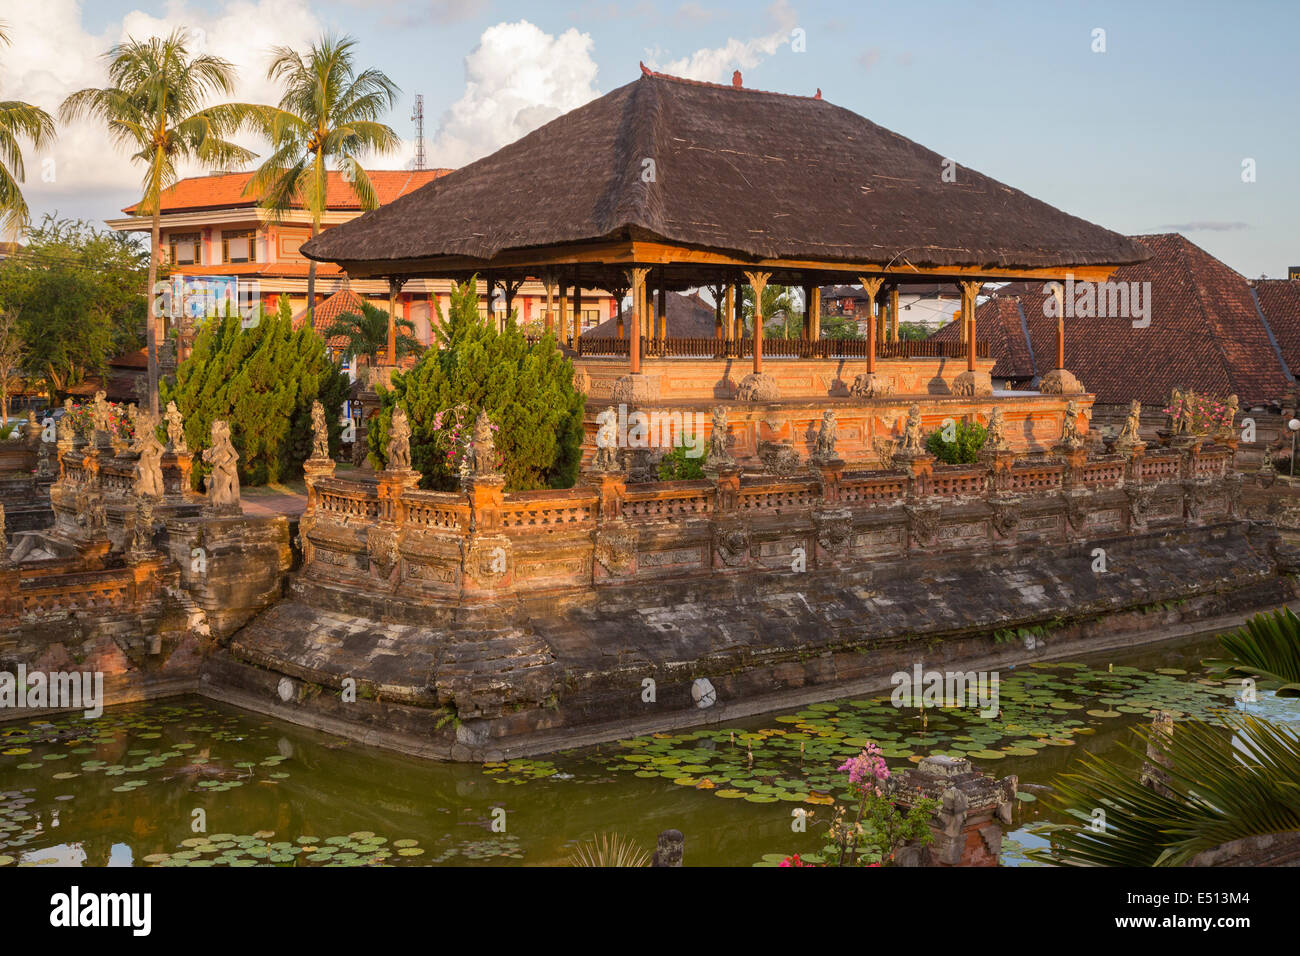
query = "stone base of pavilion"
xmin=576 ymin=355 xmax=1081 ymax=469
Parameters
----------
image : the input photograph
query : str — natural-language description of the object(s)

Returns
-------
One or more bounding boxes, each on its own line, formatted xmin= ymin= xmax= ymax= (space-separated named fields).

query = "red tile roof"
xmin=123 ymin=169 xmax=450 ymax=215
xmin=168 ymin=261 xmax=345 ymax=277
xmin=291 ymin=288 xmax=371 ymax=350
xmin=932 ymin=234 xmax=1294 ymax=407
xmin=1253 ymin=279 xmax=1300 ymax=376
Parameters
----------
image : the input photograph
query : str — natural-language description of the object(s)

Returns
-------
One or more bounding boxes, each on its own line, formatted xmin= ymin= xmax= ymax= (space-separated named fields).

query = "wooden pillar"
xmin=802 ymin=283 xmax=813 ymax=340
xmin=386 ymin=277 xmax=403 ymax=365
xmin=657 ymin=272 xmax=667 ymax=344
xmin=857 ymin=276 xmax=884 ymax=374
xmin=503 ymin=279 xmax=520 ymax=329
xmin=889 ymin=286 xmax=900 ymax=343
xmin=543 ymin=270 xmax=556 ymax=336
xmin=1052 ymin=282 xmax=1066 ymax=369
xmin=558 ymin=281 xmax=569 ymax=350
xmin=572 ymin=273 xmax=582 ymax=348
xmin=626 ymin=267 xmax=649 ymax=375
xmin=611 ymin=285 xmax=628 ymax=339
xmin=961 ymin=280 xmax=981 ymax=372
xmin=744 ymin=271 xmax=771 ymax=375
xmin=732 ymin=283 xmax=743 ymax=343
xmin=724 ymin=285 xmax=736 ymax=341
xmin=810 ymin=285 xmax=821 ymax=339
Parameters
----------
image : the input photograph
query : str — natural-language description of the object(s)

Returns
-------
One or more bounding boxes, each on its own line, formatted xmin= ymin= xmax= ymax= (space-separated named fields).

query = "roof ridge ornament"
xmin=732 ymin=70 xmax=743 ymax=88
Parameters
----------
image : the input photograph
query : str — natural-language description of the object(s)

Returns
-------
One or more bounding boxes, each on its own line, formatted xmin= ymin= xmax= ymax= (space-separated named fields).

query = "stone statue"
xmin=91 ymin=390 xmax=111 ymax=438
xmin=592 ymin=406 xmax=620 ymax=470
xmin=58 ymin=399 xmax=74 ymax=443
xmin=1222 ymin=394 xmax=1239 ymax=439
xmin=1059 ymin=399 xmax=1086 ymax=450
xmin=469 ymin=410 xmax=497 ymax=476
xmin=899 ymin=404 xmax=926 ymax=455
xmin=705 ymin=406 xmax=736 ymax=472
xmin=1167 ymin=387 xmax=1186 ymax=436
xmin=387 ymin=407 xmax=412 ymax=472
xmin=36 ymin=441 xmax=53 ymax=478
xmin=310 ymin=400 xmax=330 ymax=460
xmin=1116 ymin=399 xmax=1142 ymax=448
xmin=202 ymin=420 xmax=241 ymax=511
xmin=164 ymin=401 xmax=188 ymax=454
xmin=134 ymin=430 xmax=165 ymax=498
xmin=24 ymin=409 xmax=38 ymax=449
xmin=984 ymin=407 xmax=1010 ymax=452
xmin=130 ymin=408 xmax=158 ymax=455
xmin=813 ymin=409 xmax=838 ymax=461
xmin=131 ymin=495 xmax=155 ymax=553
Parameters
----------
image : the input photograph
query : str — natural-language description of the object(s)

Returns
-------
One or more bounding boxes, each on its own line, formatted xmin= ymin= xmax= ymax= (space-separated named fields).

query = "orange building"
xmin=105 ymin=169 xmax=618 ymax=347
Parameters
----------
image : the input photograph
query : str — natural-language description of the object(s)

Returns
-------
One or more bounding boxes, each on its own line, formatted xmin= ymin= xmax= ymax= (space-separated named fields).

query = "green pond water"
xmin=1 ymin=632 xmax=1296 ymax=867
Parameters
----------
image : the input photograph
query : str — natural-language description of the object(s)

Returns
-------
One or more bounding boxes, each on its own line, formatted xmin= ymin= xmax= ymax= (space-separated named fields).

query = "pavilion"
xmin=303 ymin=66 xmax=1148 ymax=422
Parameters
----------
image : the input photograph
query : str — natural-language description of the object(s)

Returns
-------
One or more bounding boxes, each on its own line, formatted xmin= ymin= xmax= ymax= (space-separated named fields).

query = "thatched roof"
xmin=303 ymin=68 xmax=1148 ymax=279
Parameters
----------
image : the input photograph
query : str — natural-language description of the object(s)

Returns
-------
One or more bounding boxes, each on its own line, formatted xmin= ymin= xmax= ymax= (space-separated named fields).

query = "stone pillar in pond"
xmin=651 ymin=829 xmax=684 ymax=867
xmin=890 ymin=754 xmax=1017 ymax=867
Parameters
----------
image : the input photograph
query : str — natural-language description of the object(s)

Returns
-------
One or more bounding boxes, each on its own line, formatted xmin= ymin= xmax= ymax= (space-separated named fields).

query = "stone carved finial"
xmin=164 ymin=401 xmax=188 ymax=454
xmin=24 ymin=409 xmax=38 ymax=449
xmin=386 ymin=407 xmax=413 ymax=472
xmin=310 ymin=400 xmax=330 ymax=460
xmin=469 ymin=410 xmax=498 ymax=476
xmin=811 ymin=409 xmax=839 ymax=463
xmin=57 ymin=400 xmax=74 ymax=443
xmin=134 ymin=429 xmax=165 ymax=498
xmin=202 ymin=420 xmax=241 ymax=512
xmin=130 ymin=495 xmax=155 ymax=554
xmin=984 ymin=407 xmax=1010 ymax=452
xmin=592 ymin=406 xmax=620 ymax=471
xmin=899 ymin=404 xmax=926 ymax=455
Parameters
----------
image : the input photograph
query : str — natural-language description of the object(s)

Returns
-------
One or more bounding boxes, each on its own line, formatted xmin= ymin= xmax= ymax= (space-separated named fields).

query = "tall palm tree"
xmin=321 ymin=300 xmax=418 ymax=367
xmin=742 ymin=283 xmax=801 ymax=339
xmin=60 ymin=28 xmax=259 ymax=416
xmin=0 ymin=22 xmax=57 ymax=236
xmin=248 ymin=35 xmax=400 ymax=329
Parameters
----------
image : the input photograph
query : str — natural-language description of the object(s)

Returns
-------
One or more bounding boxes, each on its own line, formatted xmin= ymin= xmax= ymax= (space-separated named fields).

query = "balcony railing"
xmin=524 ymin=335 xmax=989 ymax=360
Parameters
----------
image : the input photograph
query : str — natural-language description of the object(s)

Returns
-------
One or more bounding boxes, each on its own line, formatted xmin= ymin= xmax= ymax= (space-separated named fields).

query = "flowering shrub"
xmin=63 ymin=400 xmax=134 ymax=442
xmin=820 ymin=743 xmax=936 ymax=866
xmin=1162 ymin=389 xmax=1235 ymax=437
xmin=429 ymin=404 xmax=504 ymax=477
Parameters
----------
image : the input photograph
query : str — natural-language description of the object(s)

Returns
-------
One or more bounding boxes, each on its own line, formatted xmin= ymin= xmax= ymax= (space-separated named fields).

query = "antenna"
xmin=410 ymin=95 xmax=426 ymax=171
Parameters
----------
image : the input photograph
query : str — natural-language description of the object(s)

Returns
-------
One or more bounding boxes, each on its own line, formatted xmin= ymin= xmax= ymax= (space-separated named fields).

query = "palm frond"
xmin=1204 ymin=607 xmax=1300 ymax=696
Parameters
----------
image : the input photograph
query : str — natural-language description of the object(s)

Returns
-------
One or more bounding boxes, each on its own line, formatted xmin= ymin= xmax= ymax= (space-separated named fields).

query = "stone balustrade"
xmin=297 ymin=439 xmax=1243 ymax=604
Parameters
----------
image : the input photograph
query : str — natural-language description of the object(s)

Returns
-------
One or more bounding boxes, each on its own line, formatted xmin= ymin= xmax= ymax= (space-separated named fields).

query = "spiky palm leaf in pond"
xmin=1028 ymin=714 xmax=1300 ymax=866
xmin=566 ymin=832 xmax=651 ymax=867
xmin=1203 ymin=606 xmax=1300 ymax=697
xmin=320 ymin=300 xmax=418 ymax=367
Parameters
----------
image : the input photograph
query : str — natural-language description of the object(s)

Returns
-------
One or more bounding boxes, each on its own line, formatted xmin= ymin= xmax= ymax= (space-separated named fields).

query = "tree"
xmin=0 ymin=217 xmax=146 ymax=403
xmin=0 ymin=22 xmax=56 ymax=237
xmin=60 ymin=28 xmax=259 ymax=417
xmin=0 ymin=308 xmax=22 ymax=422
xmin=818 ymin=314 xmax=863 ymax=341
xmin=321 ymin=299 xmax=420 ymax=367
xmin=367 ymin=278 xmax=585 ymax=492
xmin=897 ymin=321 xmax=930 ymax=341
xmin=249 ymin=35 xmax=400 ymax=328
xmin=742 ymin=283 xmax=801 ymax=338
xmin=162 ymin=296 xmax=348 ymax=486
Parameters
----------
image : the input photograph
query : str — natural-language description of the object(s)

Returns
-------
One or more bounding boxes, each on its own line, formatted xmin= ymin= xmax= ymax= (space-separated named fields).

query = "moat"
xmin=3 ymin=630 xmax=1294 ymax=868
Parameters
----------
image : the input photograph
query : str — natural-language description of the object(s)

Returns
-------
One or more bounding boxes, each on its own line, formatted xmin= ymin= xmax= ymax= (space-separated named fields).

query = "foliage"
xmin=367 ymin=279 xmax=584 ymax=492
xmin=925 ymin=420 xmax=987 ymax=464
xmin=813 ymin=744 xmax=936 ymax=866
xmin=162 ymin=297 xmax=348 ymax=486
xmin=742 ymin=283 xmax=802 ymax=339
xmin=0 ymin=307 xmax=22 ymax=422
xmin=566 ymin=832 xmax=651 ymax=867
xmin=1204 ymin=607 xmax=1300 ymax=697
xmin=0 ymin=23 xmax=57 ymax=235
xmin=0 ymin=216 xmax=147 ymax=401
xmin=818 ymin=313 xmax=862 ymax=341
xmin=1028 ymin=714 xmax=1300 ymax=866
xmin=320 ymin=299 xmax=420 ymax=366
xmin=657 ymin=438 xmax=705 ymax=481
xmin=897 ymin=321 xmax=931 ymax=341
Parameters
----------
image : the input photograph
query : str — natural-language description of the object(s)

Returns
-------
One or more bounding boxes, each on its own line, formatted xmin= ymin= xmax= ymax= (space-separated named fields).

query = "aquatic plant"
xmin=566 ymin=832 xmax=651 ymax=867
xmin=818 ymin=744 xmax=935 ymax=866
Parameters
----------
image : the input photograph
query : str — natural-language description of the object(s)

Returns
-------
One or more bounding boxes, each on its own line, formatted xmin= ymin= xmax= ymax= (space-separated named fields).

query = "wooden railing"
xmin=528 ymin=335 xmax=990 ymax=361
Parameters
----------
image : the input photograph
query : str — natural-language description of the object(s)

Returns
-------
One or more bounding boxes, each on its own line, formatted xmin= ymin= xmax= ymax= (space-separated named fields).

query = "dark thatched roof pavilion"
xmin=303 ymin=66 xmax=1148 ymax=390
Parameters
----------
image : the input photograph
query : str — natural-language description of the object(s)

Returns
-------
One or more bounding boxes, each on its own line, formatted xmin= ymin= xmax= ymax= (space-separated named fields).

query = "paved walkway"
xmin=241 ymin=482 xmax=308 ymax=518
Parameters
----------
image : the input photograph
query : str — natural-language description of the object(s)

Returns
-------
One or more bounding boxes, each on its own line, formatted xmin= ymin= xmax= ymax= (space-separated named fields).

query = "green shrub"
xmin=367 ymin=278 xmax=585 ymax=491
xmin=656 ymin=439 xmax=705 ymax=481
xmin=163 ymin=297 xmax=349 ymax=487
xmin=925 ymin=420 xmax=987 ymax=464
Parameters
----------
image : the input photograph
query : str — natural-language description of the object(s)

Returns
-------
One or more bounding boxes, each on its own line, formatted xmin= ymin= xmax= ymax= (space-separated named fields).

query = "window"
xmin=222 ymin=229 xmax=255 ymax=263
xmin=168 ymin=233 xmax=200 ymax=266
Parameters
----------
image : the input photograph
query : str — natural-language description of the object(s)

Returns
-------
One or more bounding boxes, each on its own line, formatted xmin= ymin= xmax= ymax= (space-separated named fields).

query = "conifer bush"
xmin=367 ymin=278 xmax=585 ymax=491
xmin=163 ymin=297 xmax=349 ymax=487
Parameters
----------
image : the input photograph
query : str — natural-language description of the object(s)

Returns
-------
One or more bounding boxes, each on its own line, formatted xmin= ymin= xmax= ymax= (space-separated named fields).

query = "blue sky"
xmin=8 ymin=0 xmax=1298 ymax=276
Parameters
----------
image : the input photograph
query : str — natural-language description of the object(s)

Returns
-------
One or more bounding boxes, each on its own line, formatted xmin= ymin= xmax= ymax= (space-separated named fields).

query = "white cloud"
xmin=0 ymin=0 xmax=322 ymax=221
xmin=429 ymin=20 xmax=601 ymax=168
xmin=646 ymin=0 xmax=796 ymax=84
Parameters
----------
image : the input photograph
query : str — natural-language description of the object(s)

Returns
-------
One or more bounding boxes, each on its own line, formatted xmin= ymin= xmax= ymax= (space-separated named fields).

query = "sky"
xmin=1 ymin=0 xmax=1296 ymax=277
